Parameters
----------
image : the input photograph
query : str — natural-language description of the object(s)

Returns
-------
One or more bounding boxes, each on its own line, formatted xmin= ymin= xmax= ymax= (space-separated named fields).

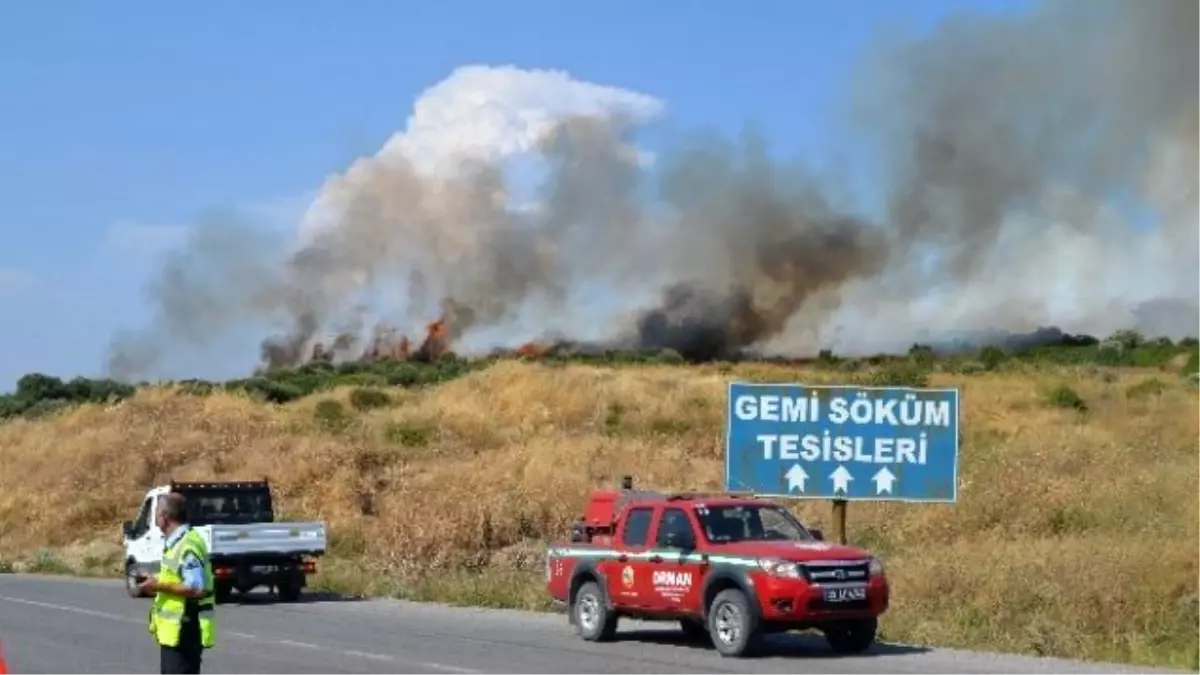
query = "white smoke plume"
xmin=107 ymin=0 xmax=1198 ymax=379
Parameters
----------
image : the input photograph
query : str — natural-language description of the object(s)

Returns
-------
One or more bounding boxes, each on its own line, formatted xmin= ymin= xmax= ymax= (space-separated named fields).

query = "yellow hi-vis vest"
xmin=148 ymin=528 xmax=216 ymax=649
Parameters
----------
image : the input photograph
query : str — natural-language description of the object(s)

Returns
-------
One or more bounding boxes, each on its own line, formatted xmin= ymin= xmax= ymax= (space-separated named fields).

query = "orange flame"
xmin=516 ymin=340 xmax=548 ymax=358
xmin=414 ymin=316 xmax=451 ymax=362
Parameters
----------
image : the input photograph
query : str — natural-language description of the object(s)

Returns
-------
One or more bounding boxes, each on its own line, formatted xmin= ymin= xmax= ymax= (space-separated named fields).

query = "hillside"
xmin=0 ymin=342 xmax=1197 ymax=668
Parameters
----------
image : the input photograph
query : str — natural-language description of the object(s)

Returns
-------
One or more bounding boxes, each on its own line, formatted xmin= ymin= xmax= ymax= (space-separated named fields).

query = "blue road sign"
xmin=724 ymin=382 xmax=960 ymax=503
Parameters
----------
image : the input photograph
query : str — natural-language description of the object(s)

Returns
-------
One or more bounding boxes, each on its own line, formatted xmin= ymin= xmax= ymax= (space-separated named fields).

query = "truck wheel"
xmin=124 ymin=562 xmax=146 ymax=598
xmin=572 ymin=581 xmax=617 ymax=642
xmin=707 ymin=588 xmax=761 ymax=657
xmin=214 ymin=581 xmax=233 ymax=604
xmin=824 ymin=617 xmax=878 ymax=654
xmin=277 ymin=577 xmax=302 ymax=603
xmin=679 ymin=618 xmax=710 ymax=643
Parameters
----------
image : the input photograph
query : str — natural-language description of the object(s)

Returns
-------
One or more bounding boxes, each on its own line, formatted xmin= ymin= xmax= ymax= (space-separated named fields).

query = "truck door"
xmin=650 ymin=507 xmax=706 ymax=612
xmin=129 ymin=495 xmax=161 ymax=568
xmin=605 ymin=506 xmax=655 ymax=609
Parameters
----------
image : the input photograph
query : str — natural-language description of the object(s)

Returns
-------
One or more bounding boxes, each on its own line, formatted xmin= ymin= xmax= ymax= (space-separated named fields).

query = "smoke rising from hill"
xmin=107 ymin=0 xmax=1198 ymax=379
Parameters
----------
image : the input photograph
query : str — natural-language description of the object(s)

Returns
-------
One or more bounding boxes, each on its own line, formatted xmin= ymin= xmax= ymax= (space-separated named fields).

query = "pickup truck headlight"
xmin=868 ymin=556 xmax=885 ymax=577
xmin=757 ymin=558 xmax=803 ymax=579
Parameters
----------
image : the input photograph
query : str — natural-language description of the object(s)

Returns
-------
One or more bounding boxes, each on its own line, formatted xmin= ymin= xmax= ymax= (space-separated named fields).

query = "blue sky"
xmin=0 ymin=0 xmax=1033 ymax=389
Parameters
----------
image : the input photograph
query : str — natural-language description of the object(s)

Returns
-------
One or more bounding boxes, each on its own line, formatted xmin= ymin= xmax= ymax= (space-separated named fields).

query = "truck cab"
xmin=546 ymin=479 xmax=889 ymax=657
xmin=122 ymin=480 xmax=327 ymax=603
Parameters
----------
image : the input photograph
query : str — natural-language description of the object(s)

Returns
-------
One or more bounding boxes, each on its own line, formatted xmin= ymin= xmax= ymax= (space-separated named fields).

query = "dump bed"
xmin=171 ymin=480 xmax=327 ymax=559
xmin=197 ymin=521 xmax=327 ymax=558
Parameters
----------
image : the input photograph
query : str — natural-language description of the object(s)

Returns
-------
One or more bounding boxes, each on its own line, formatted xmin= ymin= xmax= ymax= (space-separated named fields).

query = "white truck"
xmin=122 ymin=480 xmax=327 ymax=602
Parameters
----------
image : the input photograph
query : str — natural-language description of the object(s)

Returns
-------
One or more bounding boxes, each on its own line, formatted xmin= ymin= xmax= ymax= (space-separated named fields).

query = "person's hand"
xmin=137 ymin=575 xmax=159 ymax=593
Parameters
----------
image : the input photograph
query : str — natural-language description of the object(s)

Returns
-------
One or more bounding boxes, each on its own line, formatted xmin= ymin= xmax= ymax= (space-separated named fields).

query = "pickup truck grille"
xmin=801 ymin=560 xmax=870 ymax=584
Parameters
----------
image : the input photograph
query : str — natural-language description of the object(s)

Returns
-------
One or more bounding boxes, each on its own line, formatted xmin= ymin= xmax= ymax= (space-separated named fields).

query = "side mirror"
xmin=122 ymin=521 xmax=134 ymax=538
xmin=809 ymin=528 xmax=825 ymax=541
xmin=664 ymin=531 xmax=695 ymax=550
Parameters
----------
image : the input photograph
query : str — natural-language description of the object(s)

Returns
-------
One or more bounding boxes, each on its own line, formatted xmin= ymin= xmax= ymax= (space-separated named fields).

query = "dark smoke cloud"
xmin=107 ymin=0 xmax=1198 ymax=379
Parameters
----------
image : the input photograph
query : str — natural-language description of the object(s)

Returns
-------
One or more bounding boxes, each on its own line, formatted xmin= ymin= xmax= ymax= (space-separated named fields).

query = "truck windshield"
xmin=693 ymin=504 xmax=814 ymax=543
xmin=180 ymin=488 xmax=274 ymax=526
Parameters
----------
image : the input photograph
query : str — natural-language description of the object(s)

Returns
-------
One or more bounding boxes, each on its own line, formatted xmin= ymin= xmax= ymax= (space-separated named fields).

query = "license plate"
xmin=823 ymin=586 xmax=867 ymax=603
xmin=252 ymin=565 xmax=277 ymax=574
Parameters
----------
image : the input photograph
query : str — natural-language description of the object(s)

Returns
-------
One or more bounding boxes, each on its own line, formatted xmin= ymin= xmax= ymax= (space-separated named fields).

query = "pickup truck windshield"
xmin=693 ymin=504 xmax=814 ymax=543
xmin=180 ymin=488 xmax=274 ymax=525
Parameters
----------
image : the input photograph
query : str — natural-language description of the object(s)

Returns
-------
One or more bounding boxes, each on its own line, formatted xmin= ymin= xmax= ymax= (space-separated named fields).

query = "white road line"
xmin=0 ymin=595 xmax=139 ymax=624
xmin=0 ymin=593 xmax=481 ymax=674
xmin=419 ymin=662 xmax=482 ymax=674
xmin=275 ymin=639 xmax=321 ymax=649
xmin=342 ymin=650 xmax=395 ymax=662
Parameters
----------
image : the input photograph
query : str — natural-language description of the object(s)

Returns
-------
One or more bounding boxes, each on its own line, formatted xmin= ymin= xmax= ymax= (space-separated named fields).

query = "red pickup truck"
xmin=545 ymin=479 xmax=890 ymax=657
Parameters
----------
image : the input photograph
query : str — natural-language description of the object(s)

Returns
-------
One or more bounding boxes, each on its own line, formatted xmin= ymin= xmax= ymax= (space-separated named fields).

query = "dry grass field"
xmin=0 ymin=359 xmax=1196 ymax=668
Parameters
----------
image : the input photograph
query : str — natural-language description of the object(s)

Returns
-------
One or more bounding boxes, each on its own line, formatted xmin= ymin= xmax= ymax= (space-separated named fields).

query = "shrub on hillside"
xmin=349 ymin=387 xmax=392 ymax=411
xmin=1044 ymin=383 xmax=1087 ymax=412
xmin=908 ymin=343 xmax=935 ymax=367
xmin=313 ymin=399 xmax=352 ymax=432
xmin=978 ymin=345 xmax=1006 ymax=371
xmin=1126 ymin=378 xmax=1167 ymax=399
xmin=0 ymin=373 xmax=136 ymax=420
xmin=1183 ymin=350 xmax=1199 ymax=377
xmin=861 ymin=363 xmax=930 ymax=388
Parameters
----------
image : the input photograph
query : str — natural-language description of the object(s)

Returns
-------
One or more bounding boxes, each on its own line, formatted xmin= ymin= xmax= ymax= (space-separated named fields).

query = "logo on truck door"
xmin=621 ymin=565 xmax=635 ymax=588
xmin=652 ymin=570 xmax=693 ymax=601
xmin=652 ymin=571 xmax=692 ymax=587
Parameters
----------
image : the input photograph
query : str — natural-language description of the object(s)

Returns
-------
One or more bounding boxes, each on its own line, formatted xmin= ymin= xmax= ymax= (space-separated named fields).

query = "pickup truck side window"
xmin=621 ymin=507 xmax=653 ymax=546
xmin=132 ymin=497 xmax=152 ymax=538
xmin=656 ymin=508 xmax=696 ymax=549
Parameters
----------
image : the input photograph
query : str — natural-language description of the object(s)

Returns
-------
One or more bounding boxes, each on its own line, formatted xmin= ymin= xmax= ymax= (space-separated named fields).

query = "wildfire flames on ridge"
xmin=289 ymin=309 xmax=1127 ymax=370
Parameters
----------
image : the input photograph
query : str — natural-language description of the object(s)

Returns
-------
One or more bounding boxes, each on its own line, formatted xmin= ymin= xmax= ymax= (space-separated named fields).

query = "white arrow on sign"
xmin=830 ymin=465 xmax=853 ymax=494
xmin=785 ymin=464 xmax=809 ymax=493
xmin=872 ymin=467 xmax=896 ymax=494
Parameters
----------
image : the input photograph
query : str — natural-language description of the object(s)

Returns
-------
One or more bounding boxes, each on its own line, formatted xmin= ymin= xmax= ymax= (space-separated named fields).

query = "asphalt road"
xmin=0 ymin=574 xmax=1176 ymax=674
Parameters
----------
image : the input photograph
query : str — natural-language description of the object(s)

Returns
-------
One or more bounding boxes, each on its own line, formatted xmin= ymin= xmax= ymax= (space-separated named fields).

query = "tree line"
xmin=1 ymin=332 xmax=1196 ymax=421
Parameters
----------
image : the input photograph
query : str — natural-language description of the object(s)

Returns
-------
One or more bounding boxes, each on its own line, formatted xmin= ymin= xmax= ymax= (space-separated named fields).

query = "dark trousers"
xmin=160 ymin=615 xmax=204 ymax=674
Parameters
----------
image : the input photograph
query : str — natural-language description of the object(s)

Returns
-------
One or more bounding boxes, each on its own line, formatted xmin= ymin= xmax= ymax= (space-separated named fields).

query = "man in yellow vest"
xmin=137 ymin=492 xmax=216 ymax=674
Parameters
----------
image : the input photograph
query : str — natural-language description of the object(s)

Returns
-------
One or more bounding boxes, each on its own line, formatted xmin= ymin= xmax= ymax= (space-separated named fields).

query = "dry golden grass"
xmin=0 ymin=361 xmax=1196 ymax=667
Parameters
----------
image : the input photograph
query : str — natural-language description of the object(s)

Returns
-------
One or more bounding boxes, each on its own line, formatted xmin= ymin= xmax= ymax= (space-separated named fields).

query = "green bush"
xmin=863 ymin=363 xmax=930 ymax=388
xmin=908 ymin=343 xmax=935 ymax=367
xmin=350 ymin=387 xmax=392 ymax=411
xmin=0 ymin=372 xmax=137 ymax=420
xmin=978 ymin=345 xmax=1006 ymax=371
xmin=383 ymin=421 xmax=434 ymax=447
xmin=314 ymin=399 xmax=352 ymax=432
xmin=1182 ymin=350 xmax=1199 ymax=377
xmin=1126 ymin=378 xmax=1167 ymax=399
xmin=1045 ymin=383 xmax=1087 ymax=412
xmin=26 ymin=549 xmax=73 ymax=575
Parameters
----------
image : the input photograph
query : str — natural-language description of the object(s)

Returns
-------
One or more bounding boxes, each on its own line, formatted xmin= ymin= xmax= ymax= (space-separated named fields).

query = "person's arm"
xmin=139 ymin=552 xmax=208 ymax=599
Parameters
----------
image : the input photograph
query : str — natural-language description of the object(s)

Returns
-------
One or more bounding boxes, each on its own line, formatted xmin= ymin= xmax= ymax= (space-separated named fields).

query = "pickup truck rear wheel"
xmin=823 ymin=617 xmax=878 ymax=654
xmin=277 ymin=577 xmax=303 ymax=603
xmin=707 ymin=588 xmax=761 ymax=657
xmin=572 ymin=581 xmax=617 ymax=642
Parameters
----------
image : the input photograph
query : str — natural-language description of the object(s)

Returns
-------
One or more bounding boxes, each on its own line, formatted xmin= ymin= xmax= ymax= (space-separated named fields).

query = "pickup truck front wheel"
xmin=572 ymin=581 xmax=617 ymax=642
xmin=823 ymin=617 xmax=877 ymax=654
xmin=707 ymin=589 xmax=761 ymax=657
xmin=125 ymin=562 xmax=146 ymax=598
